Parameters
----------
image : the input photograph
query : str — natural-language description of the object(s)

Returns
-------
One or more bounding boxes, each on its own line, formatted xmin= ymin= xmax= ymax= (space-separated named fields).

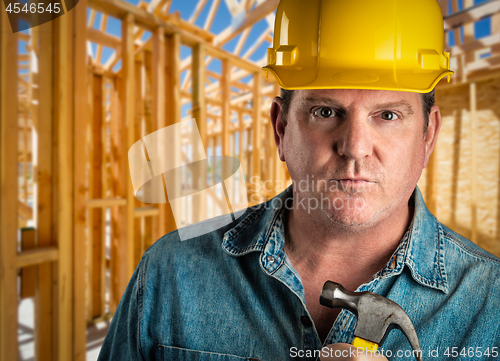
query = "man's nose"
xmin=335 ymin=115 xmax=373 ymax=162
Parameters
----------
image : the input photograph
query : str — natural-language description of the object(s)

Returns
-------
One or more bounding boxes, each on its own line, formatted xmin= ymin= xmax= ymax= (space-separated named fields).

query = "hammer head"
xmin=320 ymin=281 xmax=422 ymax=361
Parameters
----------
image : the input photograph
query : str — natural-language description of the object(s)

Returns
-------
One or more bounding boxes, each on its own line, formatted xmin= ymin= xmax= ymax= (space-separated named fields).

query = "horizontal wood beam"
xmin=207 ymin=112 xmax=222 ymax=119
xmin=206 ymin=97 xmax=222 ymax=105
xmin=230 ymin=83 xmax=274 ymax=105
xmin=158 ymin=12 xmax=215 ymax=43
xmin=203 ymin=68 xmax=254 ymax=94
xmin=206 ymin=45 xmax=258 ymax=73
xmin=87 ymin=26 xmax=121 ymax=49
xmin=88 ymin=0 xmax=163 ymax=31
xmin=448 ymin=33 xmax=500 ymax=55
xmin=17 ymin=247 xmax=59 ymax=268
xmin=466 ymin=52 xmax=500 ymax=72
xmin=87 ymin=0 xmax=261 ymax=74
xmin=17 ymin=32 xmax=30 ymax=42
xmin=230 ymin=80 xmax=252 ymax=91
xmin=87 ymin=198 xmax=127 ymax=208
xmin=206 ymin=69 xmax=221 ymax=79
xmin=88 ymin=0 xmax=213 ymax=42
xmin=134 ymin=206 xmax=160 ymax=217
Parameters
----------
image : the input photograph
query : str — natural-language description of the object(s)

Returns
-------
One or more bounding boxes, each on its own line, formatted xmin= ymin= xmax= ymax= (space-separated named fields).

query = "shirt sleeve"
xmin=97 ymin=257 xmax=146 ymax=361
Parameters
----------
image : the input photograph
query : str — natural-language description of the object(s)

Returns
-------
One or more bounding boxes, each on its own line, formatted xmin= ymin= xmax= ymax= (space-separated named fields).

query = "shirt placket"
xmin=260 ymin=210 xmax=325 ymax=360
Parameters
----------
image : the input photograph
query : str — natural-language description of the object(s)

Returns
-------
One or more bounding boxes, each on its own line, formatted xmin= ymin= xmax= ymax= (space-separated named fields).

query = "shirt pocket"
xmin=158 ymin=345 xmax=259 ymax=361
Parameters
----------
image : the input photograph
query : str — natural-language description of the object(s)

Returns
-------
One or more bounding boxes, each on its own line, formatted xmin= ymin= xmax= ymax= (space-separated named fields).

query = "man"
xmin=98 ymin=0 xmax=500 ymax=360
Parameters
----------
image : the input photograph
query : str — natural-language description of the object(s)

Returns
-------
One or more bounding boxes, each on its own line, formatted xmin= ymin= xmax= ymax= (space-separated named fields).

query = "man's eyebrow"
xmin=374 ymin=101 xmax=414 ymax=115
xmin=300 ymin=97 xmax=345 ymax=108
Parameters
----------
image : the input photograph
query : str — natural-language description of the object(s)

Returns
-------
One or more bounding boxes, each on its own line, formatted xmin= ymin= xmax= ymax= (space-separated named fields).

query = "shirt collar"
xmin=402 ymin=186 xmax=448 ymax=293
xmin=222 ymin=186 xmax=291 ymax=257
xmin=222 ymin=184 xmax=448 ymax=293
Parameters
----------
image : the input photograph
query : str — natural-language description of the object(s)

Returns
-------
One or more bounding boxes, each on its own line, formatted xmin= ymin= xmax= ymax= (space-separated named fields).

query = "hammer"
xmin=320 ymin=281 xmax=423 ymax=361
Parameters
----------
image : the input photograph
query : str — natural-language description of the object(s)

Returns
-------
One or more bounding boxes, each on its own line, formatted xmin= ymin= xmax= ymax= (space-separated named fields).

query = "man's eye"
xmin=380 ymin=111 xmax=399 ymax=121
xmin=313 ymin=107 xmax=336 ymax=118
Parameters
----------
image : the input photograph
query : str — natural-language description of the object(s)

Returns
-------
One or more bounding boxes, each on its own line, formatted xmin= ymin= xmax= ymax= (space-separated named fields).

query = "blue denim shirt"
xmin=98 ymin=185 xmax=500 ymax=361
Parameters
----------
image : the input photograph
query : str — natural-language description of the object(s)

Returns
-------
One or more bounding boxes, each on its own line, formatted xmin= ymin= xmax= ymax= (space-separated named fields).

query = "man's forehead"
xmin=292 ymin=88 xmax=421 ymax=110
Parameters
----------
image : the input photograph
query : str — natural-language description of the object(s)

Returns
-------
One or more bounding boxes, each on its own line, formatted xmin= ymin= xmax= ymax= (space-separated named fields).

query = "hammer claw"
xmin=320 ymin=281 xmax=423 ymax=361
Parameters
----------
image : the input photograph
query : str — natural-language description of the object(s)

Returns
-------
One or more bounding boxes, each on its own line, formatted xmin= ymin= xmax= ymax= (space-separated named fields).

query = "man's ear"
xmin=423 ymin=104 xmax=442 ymax=168
xmin=270 ymin=96 xmax=286 ymax=162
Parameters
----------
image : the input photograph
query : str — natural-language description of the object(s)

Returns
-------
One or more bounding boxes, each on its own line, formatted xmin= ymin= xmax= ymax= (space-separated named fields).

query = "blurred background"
xmin=1 ymin=0 xmax=500 ymax=359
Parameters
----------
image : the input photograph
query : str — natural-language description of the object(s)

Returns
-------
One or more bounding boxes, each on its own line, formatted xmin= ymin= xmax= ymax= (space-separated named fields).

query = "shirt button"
xmin=266 ymin=255 xmax=275 ymax=262
xmin=300 ymin=316 xmax=313 ymax=327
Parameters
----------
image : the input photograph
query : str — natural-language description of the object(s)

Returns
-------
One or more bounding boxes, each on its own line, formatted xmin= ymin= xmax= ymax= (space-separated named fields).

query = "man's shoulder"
xmin=439 ymin=221 xmax=500 ymax=265
xmin=436 ymin=221 xmax=500 ymax=298
xmin=140 ymin=200 xmax=271 ymax=265
xmin=142 ymin=214 xmax=240 ymax=261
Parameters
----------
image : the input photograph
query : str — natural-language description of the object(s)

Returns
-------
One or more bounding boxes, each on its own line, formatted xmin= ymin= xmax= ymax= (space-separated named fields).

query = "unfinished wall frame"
xmin=2 ymin=0 xmax=500 ymax=360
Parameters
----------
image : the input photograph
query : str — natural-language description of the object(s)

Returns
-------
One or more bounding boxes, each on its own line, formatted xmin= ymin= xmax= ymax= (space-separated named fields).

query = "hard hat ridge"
xmin=263 ymin=0 xmax=453 ymax=92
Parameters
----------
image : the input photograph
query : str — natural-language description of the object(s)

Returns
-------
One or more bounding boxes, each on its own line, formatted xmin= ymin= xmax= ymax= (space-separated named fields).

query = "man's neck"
xmin=284 ymin=193 xmax=413 ymax=290
xmin=282 ymin=192 xmax=412 ymax=343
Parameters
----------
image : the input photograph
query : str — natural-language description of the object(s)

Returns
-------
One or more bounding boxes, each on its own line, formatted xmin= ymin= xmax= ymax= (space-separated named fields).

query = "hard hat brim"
xmin=263 ymin=66 xmax=454 ymax=93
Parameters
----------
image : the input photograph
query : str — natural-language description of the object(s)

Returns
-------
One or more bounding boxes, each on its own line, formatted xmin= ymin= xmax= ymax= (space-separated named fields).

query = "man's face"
xmin=271 ymin=89 xmax=441 ymax=230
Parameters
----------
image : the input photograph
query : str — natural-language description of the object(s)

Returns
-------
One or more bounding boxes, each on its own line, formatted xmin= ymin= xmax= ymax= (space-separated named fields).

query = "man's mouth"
xmin=330 ymin=178 xmax=374 ymax=190
xmin=332 ymin=178 xmax=371 ymax=183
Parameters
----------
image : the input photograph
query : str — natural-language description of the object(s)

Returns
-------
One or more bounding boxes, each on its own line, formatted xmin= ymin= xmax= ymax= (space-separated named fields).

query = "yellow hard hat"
xmin=263 ymin=0 xmax=453 ymax=93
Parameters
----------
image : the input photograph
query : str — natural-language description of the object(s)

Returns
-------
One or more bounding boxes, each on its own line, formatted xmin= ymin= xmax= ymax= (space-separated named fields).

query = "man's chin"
xmin=323 ymin=207 xmax=380 ymax=231
xmin=328 ymin=216 xmax=369 ymax=227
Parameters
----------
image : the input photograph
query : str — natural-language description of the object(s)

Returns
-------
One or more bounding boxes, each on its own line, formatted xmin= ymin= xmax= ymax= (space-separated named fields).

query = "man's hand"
xmin=320 ymin=343 xmax=389 ymax=361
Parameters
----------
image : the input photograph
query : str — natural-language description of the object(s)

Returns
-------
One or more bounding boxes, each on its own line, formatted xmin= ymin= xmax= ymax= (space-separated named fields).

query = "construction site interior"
xmin=1 ymin=0 xmax=500 ymax=360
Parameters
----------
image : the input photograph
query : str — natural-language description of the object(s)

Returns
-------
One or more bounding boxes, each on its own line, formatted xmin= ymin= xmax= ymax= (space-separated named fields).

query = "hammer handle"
xmin=352 ymin=336 xmax=379 ymax=352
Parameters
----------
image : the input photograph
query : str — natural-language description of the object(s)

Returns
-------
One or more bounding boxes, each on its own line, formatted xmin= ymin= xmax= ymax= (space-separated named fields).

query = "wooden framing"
xmin=20 ymin=229 xmax=37 ymax=299
xmin=122 ymin=12 xmax=136 ymax=281
xmin=1 ymin=7 xmax=19 ymax=361
xmin=3 ymin=0 xmax=500 ymax=360
xmin=111 ymin=72 xmax=129 ymax=309
xmin=165 ymin=32 xmax=181 ymax=234
xmin=133 ymin=54 xmax=144 ymax=268
xmin=152 ymin=26 xmax=167 ymax=240
xmin=221 ymin=59 xmax=231 ymax=157
xmin=34 ymin=14 xmax=56 ymax=361
xmin=54 ymin=10 xmax=75 ymax=361
xmin=469 ymin=81 xmax=478 ymax=245
xmin=192 ymin=43 xmax=208 ymax=223
xmin=443 ymin=0 xmax=500 ymax=82
xmin=90 ymin=73 xmax=104 ymax=319
xmin=250 ymin=71 xmax=262 ymax=204
xmin=424 ymin=1 xmax=500 ymax=256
